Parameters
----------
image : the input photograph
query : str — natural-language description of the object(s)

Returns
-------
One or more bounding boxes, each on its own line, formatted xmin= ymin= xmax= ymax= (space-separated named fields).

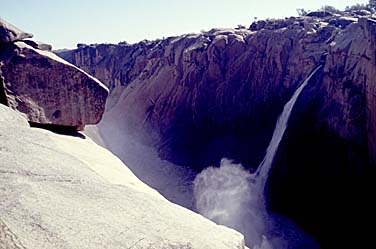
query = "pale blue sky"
xmin=0 ymin=0 xmax=369 ymax=49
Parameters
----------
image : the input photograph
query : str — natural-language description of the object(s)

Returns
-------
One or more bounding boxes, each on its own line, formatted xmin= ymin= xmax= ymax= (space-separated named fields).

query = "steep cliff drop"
xmin=57 ymin=14 xmax=376 ymax=248
xmin=254 ymin=66 xmax=322 ymax=192
xmin=194 ymin=67 xmax=322 ymax=248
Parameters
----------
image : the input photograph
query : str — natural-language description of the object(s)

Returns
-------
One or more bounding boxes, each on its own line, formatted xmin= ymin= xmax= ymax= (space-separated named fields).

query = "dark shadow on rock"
xmin=0 ymin=73 xmax=9 ymax=106
xmin=267 ymin=69 xmax=376 ymax=248
xmin=29 ymin=122 xmax=86 ymax=139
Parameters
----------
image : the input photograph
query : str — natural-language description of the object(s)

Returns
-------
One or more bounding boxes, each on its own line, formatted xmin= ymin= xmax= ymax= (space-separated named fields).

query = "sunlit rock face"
xmin=58 ymin=14 xmax=376 ymax=247
xmin=0 ymin=104 xmax=245 ymax=249
xmin=0 ymin=19 xmax=108 ymax=130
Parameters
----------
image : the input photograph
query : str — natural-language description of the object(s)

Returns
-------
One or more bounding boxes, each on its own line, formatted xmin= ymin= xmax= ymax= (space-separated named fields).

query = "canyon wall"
xmin=58 ymin=14 xmax=375 ymax=168
xmin=59 ymin=16 xmax=327 ymax=167
xmin=58 ymin=13 xmax=376 ymax=247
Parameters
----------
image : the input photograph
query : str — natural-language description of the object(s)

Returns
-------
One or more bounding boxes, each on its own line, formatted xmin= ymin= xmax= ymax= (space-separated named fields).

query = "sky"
xmin=0 ymin=0 xmax=369 ymax=49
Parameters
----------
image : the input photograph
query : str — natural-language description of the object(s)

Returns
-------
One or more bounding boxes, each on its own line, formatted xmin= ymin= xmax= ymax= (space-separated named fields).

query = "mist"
xmin=193 ymin=158 xmax=268 ymax=247
xmin=193 ymin=158 xmax=319 ymax=249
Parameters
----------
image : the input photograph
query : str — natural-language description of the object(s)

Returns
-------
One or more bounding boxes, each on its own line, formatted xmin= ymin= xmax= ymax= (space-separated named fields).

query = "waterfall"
xmin=194 ymin=66 xmax=322 ymax=248
xmin=254 ymin=66 xmax=322 ymax=192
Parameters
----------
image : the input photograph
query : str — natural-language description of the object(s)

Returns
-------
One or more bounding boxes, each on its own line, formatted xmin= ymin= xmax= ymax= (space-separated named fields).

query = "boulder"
xmin=306 ymin=11 xmax=334 ymax=18
xmin=249 ymin=20 xmax=267 ymax=31
xmin=329 ymin=16 xmax=357 ymax=28
xmin=0 ymin=18 xmax=33 ymax=43
xmin=352 ymin=10 xmax=372 ymax=16
xmin=0 ymin=104 xmax=245 ymax=249
xmin=0 ymin=41 xmax=108 ymax=130
xmin=23 ymin=39 xmax=52 ymax=51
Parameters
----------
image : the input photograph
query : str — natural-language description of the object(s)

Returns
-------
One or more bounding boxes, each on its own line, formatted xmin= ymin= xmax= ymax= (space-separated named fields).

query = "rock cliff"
xmin=58 ymin=17 xmax=327 ymax=167
xmin=0 ymin=19 xmax=108 ymax=130
xmin=57 ymin=13 xmax=376 ymax=247
xmin=57 ymin=14 xmax=375 ymax=167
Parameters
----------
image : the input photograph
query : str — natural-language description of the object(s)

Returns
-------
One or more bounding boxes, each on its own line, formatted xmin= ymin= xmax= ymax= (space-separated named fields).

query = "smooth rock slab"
xmin=0 ymin=42 xmax=108 ymax=129
xmin=0 ymin=105 xmax=245 ymax=249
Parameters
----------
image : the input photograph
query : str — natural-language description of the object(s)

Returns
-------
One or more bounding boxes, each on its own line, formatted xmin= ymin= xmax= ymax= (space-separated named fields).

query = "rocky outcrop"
xmin=23 ymin=39 xmax=52 ymax=51
xmin=0 ymin=19 xmax=108 ymax=130
xmin=57 ymin=14 xmax=376 ymax=248
xmin=0 ymin=18 xmax=32 ymax=43
xmin=0 ymin=104 xmax=245 ymax=249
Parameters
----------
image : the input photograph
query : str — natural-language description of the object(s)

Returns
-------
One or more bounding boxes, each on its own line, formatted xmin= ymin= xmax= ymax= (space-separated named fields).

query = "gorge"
xmin=57 ymin=12 xmax=376 ymax=248
xmin=1 ymin=7 xmax=376 ymax=249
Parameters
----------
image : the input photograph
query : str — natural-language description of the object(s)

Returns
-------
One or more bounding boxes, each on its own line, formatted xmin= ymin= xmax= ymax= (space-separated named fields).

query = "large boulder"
xmin=0 ymin=104 xmax=245 ymax=249
xmin=0 ymin=41 xmax=108 ymax=130
xmin=0 ymin=18 xmax=33 ymax=43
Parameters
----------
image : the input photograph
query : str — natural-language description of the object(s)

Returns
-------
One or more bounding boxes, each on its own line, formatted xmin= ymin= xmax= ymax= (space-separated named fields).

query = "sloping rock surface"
xmin=0 ymin=104 xmax=244 ymax=249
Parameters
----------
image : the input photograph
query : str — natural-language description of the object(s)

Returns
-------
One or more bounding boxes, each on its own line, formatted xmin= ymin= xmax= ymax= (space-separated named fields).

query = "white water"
xmin=194 ymin=159 xmax=268 ymax=246
xmin=254 ymin=66 xmax=322 ymax=192
xmin=194 ymin=67 xmax=321 ymax=248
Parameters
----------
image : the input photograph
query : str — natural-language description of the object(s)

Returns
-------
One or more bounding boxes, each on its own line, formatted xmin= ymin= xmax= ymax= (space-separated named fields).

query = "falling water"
xmin=194 ymin=66 xmax=322 ymax=248
xmin=254 ymin=66 xmax=322 ymax=192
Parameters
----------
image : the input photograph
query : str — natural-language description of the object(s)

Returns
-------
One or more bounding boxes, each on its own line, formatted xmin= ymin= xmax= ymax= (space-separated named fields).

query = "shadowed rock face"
xmin=0 ymin=19 xmax=108 ymax=130
xmin=0 ymin=72 xmax=8 ymax=106
xmin=57 ymin=15 xmax=376 ymax=247
xmin=58 ymin=17 xmax=331 ymax=168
